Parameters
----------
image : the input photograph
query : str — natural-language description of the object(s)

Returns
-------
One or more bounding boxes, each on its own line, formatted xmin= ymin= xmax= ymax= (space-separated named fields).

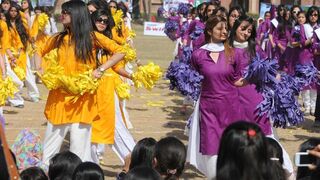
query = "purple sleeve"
xmin=183 ymin=20 xmax=197 ymax=41
xmin=272 ymin=27 xmax=279 ymax=45
xmin=191 ymin=49 xmax=201 ymax=72
xmin=299 ymin=24 xmax=308 ymax=47
xmin=231 ymin=51 xmax=243 ymax=81
xmin=312 ymin=33 xmax=320 ymax=52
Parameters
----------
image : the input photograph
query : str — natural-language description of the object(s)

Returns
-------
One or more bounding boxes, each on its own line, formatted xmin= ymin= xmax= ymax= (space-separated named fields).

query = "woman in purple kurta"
xmin=227 ymin=16 xmax=272 ymax=136
xmin=191 ymin=16 xmax=242 ymax=155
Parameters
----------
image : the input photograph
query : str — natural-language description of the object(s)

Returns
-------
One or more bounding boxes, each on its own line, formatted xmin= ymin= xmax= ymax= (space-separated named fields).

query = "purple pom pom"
xmin=166 ymin=61 xmax=203 ymax=100
xmin=179 ymin=46 xmax=193 ymax=64
xmin=157 ymin=7 xmax=166 ymax=18
xmin=294 ymin=63 xmax=319 ymax=88
xmin=244 ymin=55 xmax=279 ymax=92
xmin=164 ymin=19 xmax=179 ymax=41
xmin=190 ymin=25 xmax=204 ymax=40
xmin=257 ymin=73 xmax=304 ymax=128
xmin=178 ymin=3 xmax=189 ymax=17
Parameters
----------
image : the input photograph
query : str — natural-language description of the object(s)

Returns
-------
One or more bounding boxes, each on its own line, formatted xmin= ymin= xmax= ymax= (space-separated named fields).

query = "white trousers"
xmin=42 ymin=122 xmax=92 ymax=166
xmin=91 ymin=94 xmax=136 ymax=164
xmin=5 ymin=56 xmax=24 ymax=106
xmin=25 ymin=55 xmax=40 ymax=99
xmin=187 ymin=99 xmax=294 ymax=179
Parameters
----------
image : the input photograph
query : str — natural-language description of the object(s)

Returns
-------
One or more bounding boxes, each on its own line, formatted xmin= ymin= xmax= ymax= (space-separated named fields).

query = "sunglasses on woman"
xmin=61 ymin=9 xmax=70 ymax=15
xmin=96 ymin=18 xmax=108 ymax=24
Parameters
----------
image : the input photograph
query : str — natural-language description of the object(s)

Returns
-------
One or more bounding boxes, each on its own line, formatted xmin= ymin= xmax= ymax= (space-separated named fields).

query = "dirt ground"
xmin=3 ymin=24 xmax=320 ymax=179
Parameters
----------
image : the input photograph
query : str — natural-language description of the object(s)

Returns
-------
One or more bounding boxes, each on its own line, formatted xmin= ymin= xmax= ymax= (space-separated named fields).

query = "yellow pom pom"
xmin=129 ymin=30 xmax=136 ymax=38
xmin=39 ymin=49 xmax=100 ymax=102
xmin=122 ymin=44 xmax=137 ymax=63
xmin=38 ymin=49 xmax=63 ymax=90
xmin=115 ymin=82 xmax=131 ymax=99
xmin=38 ymin=13 xmax=49 ymax=31
xmin=0 ymin=77 xmax=18 ymax=105
xmin=113 ymin=10 xmax=123 ymax=30
xmin=13 ymin=66 xmax=26 ymax=81
xmin=132 ymin=62 xmax=162 ymax=90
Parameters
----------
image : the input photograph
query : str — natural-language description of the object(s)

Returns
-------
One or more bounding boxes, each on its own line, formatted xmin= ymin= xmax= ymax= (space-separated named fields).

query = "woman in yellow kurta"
xmin=90 ymin=9 xmax=135 ymax=164
xmin=6 ymin=3 xmax=40 ymax=103
xmin=34 ymin=1 xmax=125 ymax=165
xmin=91 ymin=9 xmax=131 ymax=144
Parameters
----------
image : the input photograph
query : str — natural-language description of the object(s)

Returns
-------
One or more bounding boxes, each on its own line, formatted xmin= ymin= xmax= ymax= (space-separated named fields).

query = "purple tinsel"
xmin=244 ymin=55 xmax=279 ymax=93
xmin=190 ymin=25 xmax=204 ymax=40
xmin=257 ymin=74 xmax=304 ymax=128
xmin=179 ymin=46 xmax=193 ymax=64
xmin=157 ymin=7 xmax=166 ymax=18
xmin=164 ymin=19 xmax=179 ymax=41
xmin=178 ymin=3 xmax=189 ymax=17
xmin=294 ymin=63 xmax=319 ymax=88
xmin=244 ymin=55 xmax=305 ymax=128
xmin=166 ymin=61 xmax=203 ymax=100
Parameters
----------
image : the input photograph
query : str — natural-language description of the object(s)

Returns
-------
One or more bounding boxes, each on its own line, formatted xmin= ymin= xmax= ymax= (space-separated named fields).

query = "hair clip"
xmin=167 ymin=169 xmax=177 ymax=175
xmin=247 ymin=129 xmax=256 ymax=137
xmin=270 ymin=157 xmax=279 ymax=161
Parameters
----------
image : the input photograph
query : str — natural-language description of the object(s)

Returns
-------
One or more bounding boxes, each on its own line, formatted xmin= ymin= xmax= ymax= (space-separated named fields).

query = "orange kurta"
xmin=38 ymin=32 xmax=123 ymax=125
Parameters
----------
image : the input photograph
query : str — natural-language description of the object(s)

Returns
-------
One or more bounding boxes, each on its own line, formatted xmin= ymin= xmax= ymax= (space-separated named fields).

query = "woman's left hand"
xmin=92 ymin=69 xmax=103 ymax=79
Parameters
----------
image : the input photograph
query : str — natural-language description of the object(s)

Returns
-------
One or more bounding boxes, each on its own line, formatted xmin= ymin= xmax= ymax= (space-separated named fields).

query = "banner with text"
xmin=144 ymin=22 xmax=166 ymax=36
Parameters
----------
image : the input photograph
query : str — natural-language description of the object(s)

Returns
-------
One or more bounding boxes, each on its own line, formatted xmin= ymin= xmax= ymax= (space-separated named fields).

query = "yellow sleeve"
xmin=121 ymin=23 xmax=130 ymax=39
xmin=112 ymin=59 xmax=125 ymax=72
xmin=19 ymin=11 xmax=30 ymax=33
xmin=36 ymin=34 xmax=57 ymax=57
xmin=111 ymin=28 xmax=126 ymax=45
xmin=0 ymin=20 xmax=10 ymax=53
xmin=94 ymin=31 xmax=124 ymax=53
xmin=29 ymin=14 xmax=39 ymax=39
xmin=9 ymin=28 xmax=24 ymax=50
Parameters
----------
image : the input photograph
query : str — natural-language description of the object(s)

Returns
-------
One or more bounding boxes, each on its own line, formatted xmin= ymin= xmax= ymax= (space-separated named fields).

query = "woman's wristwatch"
xmin=98 ymin=66 xmax=105 ymax=73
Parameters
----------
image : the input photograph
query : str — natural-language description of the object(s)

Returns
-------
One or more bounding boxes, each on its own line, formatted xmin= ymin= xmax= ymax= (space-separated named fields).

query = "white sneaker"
xmin=31 ymin=97 xmax=39 ymax=103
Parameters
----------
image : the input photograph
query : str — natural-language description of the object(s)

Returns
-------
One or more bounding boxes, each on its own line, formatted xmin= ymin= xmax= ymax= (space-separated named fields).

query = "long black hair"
xmin=216 ymin=121 xmax=278 ymax=180
xmin=228 ymin=15 xmax=256 ymax=59
xmin=154 ymin=137 xmax=186 ymax=180
xmin=228 ymin=6 xmax=245 ymax=29
xmin=266 ymin=138 xmax=286 ymax=180
xmin=91 ymin=9 xmax=114 ymax=66
xmin=72 ymin=162 xmax=104 ymax=180
xmin=87 ymin=0 xmax=108 ymax=11
xmin=276 ymin=5 xmax=290 ymax=36
xmin=306 ymin=6 xmax=320 ymax=25
xmin=48 ymin=151 xmax=82 ymax=180
xmin=129 ymin=137 xmax=157 ymax=170
xmin=56 ymin=0 xmax=94 ymax=64
xmin=196 ymin=2 xmax=207 ymax=22
xmin=6 ymin=2 xmax=29 ymax=48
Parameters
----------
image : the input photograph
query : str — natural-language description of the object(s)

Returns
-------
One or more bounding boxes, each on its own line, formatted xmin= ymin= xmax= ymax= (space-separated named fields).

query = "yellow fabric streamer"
xmin=122 ymin=44 xmax=136 ymax=63
xmin=115 ymin=82 xmax=131 ymax=99
xmin=132 ymin=62 xmax=162 ymax=90
xmin=129 ymin=30 xmax=136 ymax=38
xmin=37 ymin=49 xmax=99 ymax=103
xmin=37 ymin=13 xmax=49 ymax=31
xmin=0 ymin=77 xmax=18 ymax=105
xmin=112 ymin=10 xmax=123 ymax=30
xmin=13 ymin=66 xmax=26 ymax=81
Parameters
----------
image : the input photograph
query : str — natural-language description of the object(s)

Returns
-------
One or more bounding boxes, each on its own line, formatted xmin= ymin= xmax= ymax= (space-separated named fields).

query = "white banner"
xmin=163 ymin=0 xmax=189 ymax=11
xmin=143 ymin=22 xmax=166 ymax=36
xmin=38 ymin=0 xmax=55 ymax=6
